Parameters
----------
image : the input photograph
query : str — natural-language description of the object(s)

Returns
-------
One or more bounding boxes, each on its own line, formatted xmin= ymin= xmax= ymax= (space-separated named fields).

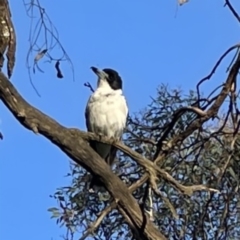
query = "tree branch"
xmin=69 ymin=128 xmax=218 ymax=196
xmin=225 ymin=0 xmax=240 ymax=23
xmin=155 ymin=52 xmax=240 ymax=163
xmin=196 ymin=43 xmax=240 ymax=105
xmin=0 ymin=0 xmax=16 ymax=78
xmin=0 ymin=72 xmax=166 ymax=240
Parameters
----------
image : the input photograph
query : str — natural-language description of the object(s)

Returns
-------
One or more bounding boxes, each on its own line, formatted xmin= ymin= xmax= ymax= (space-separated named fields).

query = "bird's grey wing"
xmin=85 ymin=104 xmax=91 ymax=132
xmin=85 ymin=104 xmax=98 ymax=151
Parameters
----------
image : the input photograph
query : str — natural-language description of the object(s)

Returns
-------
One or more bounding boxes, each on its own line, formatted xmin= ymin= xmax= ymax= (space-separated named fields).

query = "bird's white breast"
xmin=86 ymin=87 xmax=128 ymax=139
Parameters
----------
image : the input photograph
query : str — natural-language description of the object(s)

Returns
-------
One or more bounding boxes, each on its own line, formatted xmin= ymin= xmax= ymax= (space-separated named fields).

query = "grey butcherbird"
xmin=85 ymin=66 xmax=128 ymax=192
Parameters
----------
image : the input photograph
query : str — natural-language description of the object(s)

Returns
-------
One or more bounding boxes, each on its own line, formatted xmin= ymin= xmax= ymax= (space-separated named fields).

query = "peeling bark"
xmin=0 ymin=0 xmax=16 ymax=78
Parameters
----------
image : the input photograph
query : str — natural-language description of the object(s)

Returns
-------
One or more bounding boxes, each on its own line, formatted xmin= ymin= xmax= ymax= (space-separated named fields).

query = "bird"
xmin=85 ymin=66 xmax=128 ymax=192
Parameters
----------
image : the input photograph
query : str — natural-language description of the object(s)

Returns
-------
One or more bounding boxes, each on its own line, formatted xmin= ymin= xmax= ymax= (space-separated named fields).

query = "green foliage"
xmin=49 ymin=85 xmax=240 ymax=240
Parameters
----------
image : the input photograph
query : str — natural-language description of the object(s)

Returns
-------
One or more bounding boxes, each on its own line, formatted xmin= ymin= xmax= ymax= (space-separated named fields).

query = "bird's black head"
xmin=102 ymin=68 xmax=122 ymax=90
xmin=91 ymin=67 xmax=123 ymax=90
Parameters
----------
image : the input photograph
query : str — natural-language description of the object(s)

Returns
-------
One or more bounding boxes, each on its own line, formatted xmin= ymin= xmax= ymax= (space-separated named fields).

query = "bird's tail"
xmin=89 ymin=175 xmax=105 ymax=193
xmin=89 ymin=146 xmax=118 ymax=193
xmin=106 ymin=146 xmax=118 ymax=165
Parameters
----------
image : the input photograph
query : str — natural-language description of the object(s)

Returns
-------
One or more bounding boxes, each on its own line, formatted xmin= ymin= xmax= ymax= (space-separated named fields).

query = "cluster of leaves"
xmin=48 ymin=84 xmax=240 ymax=240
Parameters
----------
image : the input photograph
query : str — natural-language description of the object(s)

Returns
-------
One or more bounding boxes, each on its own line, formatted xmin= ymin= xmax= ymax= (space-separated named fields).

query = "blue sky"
xmin=0 ymin=1 xmax=239 ymax=239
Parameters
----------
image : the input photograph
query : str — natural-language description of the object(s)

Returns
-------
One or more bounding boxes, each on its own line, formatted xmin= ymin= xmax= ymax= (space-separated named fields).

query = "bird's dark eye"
xmin=107 ymin=73 xmax=114 ymax=81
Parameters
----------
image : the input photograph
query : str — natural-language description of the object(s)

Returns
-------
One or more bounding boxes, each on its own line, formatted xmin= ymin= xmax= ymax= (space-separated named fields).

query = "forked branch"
xmin=0 ymin=72 xmax=165 ymax=240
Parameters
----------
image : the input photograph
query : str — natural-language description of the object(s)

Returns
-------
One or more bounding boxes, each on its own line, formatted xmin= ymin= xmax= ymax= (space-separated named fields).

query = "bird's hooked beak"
xmin=91 ymin=66 xmax=108 ymax=79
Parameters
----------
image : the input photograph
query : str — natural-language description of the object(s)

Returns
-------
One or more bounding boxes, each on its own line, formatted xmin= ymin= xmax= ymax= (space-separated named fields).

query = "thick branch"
xmin=69 ymin=129 xmax=218 ymax=195
xmin=80 ymin=174 xmax=149 ymax=240
xmin=0 ymin=72 xmax=165 ymax=240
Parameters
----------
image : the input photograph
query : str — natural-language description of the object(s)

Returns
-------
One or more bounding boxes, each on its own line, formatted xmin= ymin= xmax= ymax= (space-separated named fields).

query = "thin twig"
xmin=224 ymin=0 xmax=240 ymax=23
